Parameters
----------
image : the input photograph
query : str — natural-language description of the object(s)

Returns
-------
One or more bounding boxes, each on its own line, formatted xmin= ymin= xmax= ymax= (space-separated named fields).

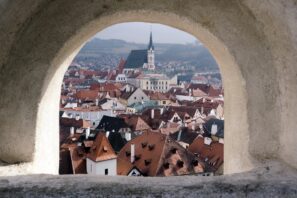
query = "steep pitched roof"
xmin=123 ymin=115 xmax=151 ymax=131
xmin=96 ymin=115 xmax=130 ymax=132
xmin=69 ymin=146 xmax=87 ymax=174
xmin=124 ymin=50 xmax=147 ymax=69
xmin=120 ymin=89 xmax=137 ymax=100
xmin=148 ymin=32 xmax=154 ymax=50
xmin=188 ymin=136 xmax=223 ymax=172
xmin=76 ymin=90 xmax=99 ymax=100
xmin=203 ymin=118 xmax=224 ymax=138
xmin=87 ymin=133 xmax=117 ymax=162
xmin=117 ymin=132 xmax=201 ymax=176
xmin=169 ymin=128 xmax=199 ymax=144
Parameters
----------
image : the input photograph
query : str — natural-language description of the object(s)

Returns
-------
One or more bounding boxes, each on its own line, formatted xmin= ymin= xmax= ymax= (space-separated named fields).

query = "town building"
xmin=137 ymin=73 xmax=178 ymax=92
xmin=86 ymin=133 xmax=117 ymax=175
xmin=123 ymin=32 xmax=155 ymax=73
xmin=119 ymin=88 xmax=150 ymax=106
xmin=117 ymin=132 xmax=203 ymax=176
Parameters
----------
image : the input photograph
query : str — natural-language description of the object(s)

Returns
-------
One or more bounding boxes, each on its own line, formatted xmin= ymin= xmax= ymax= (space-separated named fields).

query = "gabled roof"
xmin=203 ymin=118 xmax=224 ymax=138
xmin=76 ymin=90 xmax=99 ymax=101
xmin=124 ymin=50 xmax=147 ymax=69
xmin=169 ymin=128 xmax=199 ymax=144
xmin=188 ymin=136 xmax=223 ymax=172
xmin=87 ymin=133 xmax=117 ymax=162
xmin=117 ymin=132 xmax=202 ymax=176
xmin=69 ymin=146 xmax=87 ymax=174
xmin=123 ymin=115 xmax=151 ymax=132
xmin=120 ymin=89 xmax=137 ymax=100
xmin=96 ymin=115 xmax=130 ymax=132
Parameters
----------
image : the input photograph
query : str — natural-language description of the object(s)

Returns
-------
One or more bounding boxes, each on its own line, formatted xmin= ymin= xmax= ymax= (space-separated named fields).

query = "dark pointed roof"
xmin=124 ymin=50 xmax=148 ymax=69
xmin=148 ymin=31 xmax=154 ymax=50
xmin=203 ymin=118 xmax=224 ymax=138
xmin=96 ymin=115 xmax=130 ymax=132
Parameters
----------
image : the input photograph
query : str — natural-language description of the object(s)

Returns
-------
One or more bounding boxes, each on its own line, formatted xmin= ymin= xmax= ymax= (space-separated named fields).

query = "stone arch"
xmin=0 ymin=0 xmax=291 ymax=176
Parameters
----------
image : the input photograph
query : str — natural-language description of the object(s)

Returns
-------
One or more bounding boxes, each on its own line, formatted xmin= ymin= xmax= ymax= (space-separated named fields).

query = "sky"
xmin=95 ymin=22 xmax=198 ymax=44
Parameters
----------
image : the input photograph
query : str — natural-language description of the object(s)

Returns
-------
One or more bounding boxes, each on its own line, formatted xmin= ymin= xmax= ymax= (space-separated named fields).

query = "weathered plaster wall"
xmin=0 ymin=0 xmax=296 ymax=176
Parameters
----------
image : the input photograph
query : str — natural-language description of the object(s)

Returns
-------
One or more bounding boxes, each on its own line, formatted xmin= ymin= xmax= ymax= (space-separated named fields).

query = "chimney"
xmin=201 ymin=106 xmax=204 ymax=114
xmin=95 ymin=99 xmax=99 ymax=106
xmin=211 ymin=123 xmax=218 ymax=135
xmin=191 ymin=122 xmax=195 ymax=131
xmin=106 ymin=131 xmax=110 ymax=138
xmin=177 ymin=129 xmax=182 ymax=141
xmin=70 ymin=127 xmax=75 ymax=136
xmin=125 ymin=132 xmax=131 ymax=141
xmin=151 ymin=109 xmax=155 ymax=119
xmin=160 ymin=107 xmax=164 ymax=115
xmin=131 ymin=144 xmax=135 ymax=163
xmin=85 ymin=127 xmax=90 ymax=139
xmin=219 ymin=138 xmax=224 ymax=144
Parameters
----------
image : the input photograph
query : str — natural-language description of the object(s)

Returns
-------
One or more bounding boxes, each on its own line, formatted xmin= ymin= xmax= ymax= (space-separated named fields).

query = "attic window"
xmin=176 ymin=160 xmax=184 ymax=168
xmin=163 ymin=162 xmax=170 ymax=169
xmin=135 ymin=154 xmax=141 ymax=161
xmin=126 ymin=151 xmax=131 ymax=156
xmin=144 ymin=159 xmax=152 ymax=166
xmin=148 ymin=144 xmax=155 ymax=150
xmin=192 ymin=159 xmax=199 ymax=166
xmin=170 ymin=148 xmax=177 ymax=154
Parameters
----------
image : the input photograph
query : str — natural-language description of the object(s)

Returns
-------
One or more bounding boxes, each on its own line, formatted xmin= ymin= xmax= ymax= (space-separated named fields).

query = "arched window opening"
xmin=58 ymin=22 xmax=224 ymax=176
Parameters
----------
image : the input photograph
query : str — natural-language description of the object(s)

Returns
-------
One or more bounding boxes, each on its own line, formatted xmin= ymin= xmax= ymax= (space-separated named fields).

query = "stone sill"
xmin=0 ymin=162 xmax=297 ymax=197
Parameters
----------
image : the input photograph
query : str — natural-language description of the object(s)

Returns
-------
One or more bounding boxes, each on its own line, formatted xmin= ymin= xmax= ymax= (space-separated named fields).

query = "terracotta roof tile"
xmin=87 ymin=133 xmax=117 ymax=162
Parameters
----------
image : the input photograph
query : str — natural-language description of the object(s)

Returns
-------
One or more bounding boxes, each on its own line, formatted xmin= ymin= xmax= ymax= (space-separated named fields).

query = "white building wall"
xmin=86 ymin=158 xmax=117 ymax=176
xmin=63 ymin=109 xmax=115 ymax=122
xmin=127 ymin=88 xmax=149 ymax=106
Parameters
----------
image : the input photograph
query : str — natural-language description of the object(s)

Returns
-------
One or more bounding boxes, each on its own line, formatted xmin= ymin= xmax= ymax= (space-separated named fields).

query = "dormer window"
xmin=163 ymin=162 xmax=170 ymax=169
xmin=126 ymin=151 xmax=131 ymax=156
xmin=170 ymin=148 xmax=177 ymax=154
xmin=135 ymin=154 xmax=141 ymax=161
xmin=192 ymin=160 xmax=199 ymax=166
xmin=144 ymin=159 xmax=152 ymax=166
xmin=141 ymin=142 xmax=148 ymax=148
xmin=103 ymin=146 xmax=108 ymax=152
xmin=148 ymin=144 xmax=155 ymax=150
xmin=176 ymin=160 xmax=184 ymax=168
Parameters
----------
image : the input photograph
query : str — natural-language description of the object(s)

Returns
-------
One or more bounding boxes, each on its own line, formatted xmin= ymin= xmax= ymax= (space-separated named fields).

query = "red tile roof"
xmin=87 ymin=133 xmax=117 ymax=162
xmin=117 ymin=132 xmax=202 ymax=176
xmin=188 ymin=136 xmax=223 ymax=172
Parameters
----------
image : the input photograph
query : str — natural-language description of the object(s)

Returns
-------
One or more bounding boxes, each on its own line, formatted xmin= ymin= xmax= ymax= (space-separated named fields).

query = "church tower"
xmin=147 ymin=31 xmax=155 ymax=70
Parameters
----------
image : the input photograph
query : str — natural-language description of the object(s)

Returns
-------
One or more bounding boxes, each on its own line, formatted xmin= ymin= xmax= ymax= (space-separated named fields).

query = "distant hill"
xmin=77 ymin=38 xmax=219 ymax=71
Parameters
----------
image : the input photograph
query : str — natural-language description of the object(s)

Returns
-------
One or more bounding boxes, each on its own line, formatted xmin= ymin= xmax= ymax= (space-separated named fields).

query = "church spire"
xmin=148 ymin=31 xmax=154 ymax=50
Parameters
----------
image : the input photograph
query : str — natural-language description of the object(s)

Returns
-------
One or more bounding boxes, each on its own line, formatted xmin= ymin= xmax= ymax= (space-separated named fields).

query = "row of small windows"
xmin=117 ymin=77 xmax=126 ymax=81
xmin=146 ymin=86 xmax=168 ymax=90
xmin=146 ymin=81 xmax=168 ymax=85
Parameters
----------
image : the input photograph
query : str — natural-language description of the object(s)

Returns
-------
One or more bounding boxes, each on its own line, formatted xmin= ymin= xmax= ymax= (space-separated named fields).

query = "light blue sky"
xmin=95 ymin=22 xmax=198 ymax=44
